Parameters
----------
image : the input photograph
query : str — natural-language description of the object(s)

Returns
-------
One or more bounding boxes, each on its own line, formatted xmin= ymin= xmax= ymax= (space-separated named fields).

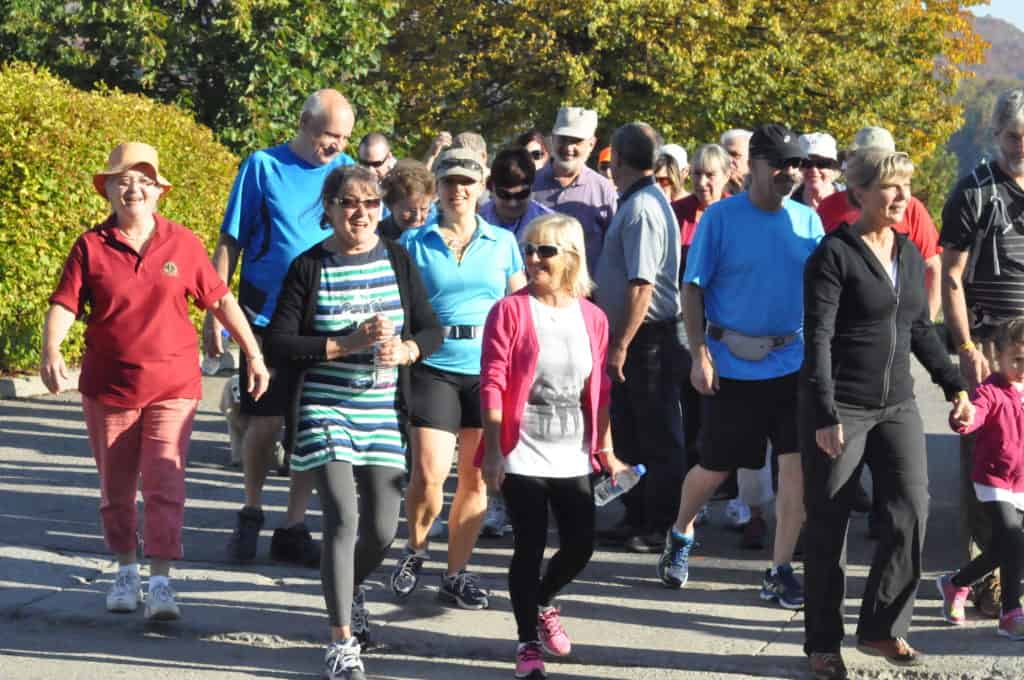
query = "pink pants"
xmin=82 ymin=396 xmax=198 ymax=561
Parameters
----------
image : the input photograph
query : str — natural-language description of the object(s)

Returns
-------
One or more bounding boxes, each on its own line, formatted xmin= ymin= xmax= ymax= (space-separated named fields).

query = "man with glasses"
xmin=533 ymin=107 xmax=617 ymax=276
xmin=480 ymin=147 xmax=552 ymax=241
xmin=203 ymin=89 xmax=355 ymax=568
xmin=593 ymin=122 xmax=686 ymax=554
xmin=357 ymin=132 xmax=396 ymax=180
xmin=659 ymin=124 xmax=823 ymax=611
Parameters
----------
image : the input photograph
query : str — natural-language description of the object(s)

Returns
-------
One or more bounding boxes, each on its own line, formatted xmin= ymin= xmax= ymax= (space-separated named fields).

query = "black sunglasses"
xmin=770 ymin=158 xmax=802 ymax=170
xmin=495 ymin=187 xmax=531 ymax=201
xmin=359 ymin=158 xmax=388 ymax=168
xmin=528 ymin=149 xmax=545 ymax=161
xmin=522 ymin=243 xmax=561 ymax=258
xmin=800 ymin=158 xmax=839 ymax=171
xmin=437 ymin=157 xmax=484 ymax=173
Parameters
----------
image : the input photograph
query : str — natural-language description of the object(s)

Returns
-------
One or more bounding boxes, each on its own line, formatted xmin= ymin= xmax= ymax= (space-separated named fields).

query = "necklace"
xmin=440 ymin=225 xmax=474 ymax=262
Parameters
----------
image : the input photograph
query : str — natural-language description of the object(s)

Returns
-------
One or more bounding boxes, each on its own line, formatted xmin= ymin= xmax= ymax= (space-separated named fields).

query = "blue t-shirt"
xmin=220 ymin=144 xmax=354 ymax=326
xmin=400 ymin=215 xmax=524 ymax=374
xmin=683 ymin=193 xmax=824 ymax=380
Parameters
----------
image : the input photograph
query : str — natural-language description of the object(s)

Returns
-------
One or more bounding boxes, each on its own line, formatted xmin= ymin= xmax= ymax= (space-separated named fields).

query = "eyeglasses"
xmin=494 ymin=187 xmax=531 ymax=201
xmin=522 ymin=243 xmax=562 ymax=259
xmin=655 ymin=176 xmax=672 ymax=188
xmin=437 ymin=157 xmax=484 ymax=174
xmin=330 ymin=196 xmax=382 ymax=211
xmin=800 ymin=158 xmax=839 ymax=171
xmin=359 ymin=158 xmax=389 ymax=168
xmin=770 ymin=158 xmax=802 ymax=171
xmin=114 ymin=176 xmax=157 ymax=189
xmin=528 ymin=149 xmax=545 ymax=161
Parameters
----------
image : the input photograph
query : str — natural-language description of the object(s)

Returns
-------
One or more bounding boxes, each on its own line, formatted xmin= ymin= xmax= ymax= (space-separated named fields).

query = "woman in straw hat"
xmin=41 ymin=142 xmax=269 ymax=621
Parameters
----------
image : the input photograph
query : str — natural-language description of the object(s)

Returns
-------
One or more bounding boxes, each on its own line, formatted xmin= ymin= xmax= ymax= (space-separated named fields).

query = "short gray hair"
xmin=691 ymin=144 xmax=731 ymax=175
xmin=992 ymin=89 xmax=1024 ymax=136
xmin=611 ymin=122 xmax=663 ymax=171
xmin=300 ymin=89 xmax=352 ymax=128
xmin=845 ymin=149 xmax=914 ymax=209
xmin=720 ymin=129 xmax=752 ymax=147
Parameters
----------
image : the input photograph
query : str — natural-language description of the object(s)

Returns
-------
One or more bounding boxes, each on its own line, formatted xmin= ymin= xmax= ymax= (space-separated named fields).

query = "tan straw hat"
xmin=93 ymin=142 xmax=172 ymax=198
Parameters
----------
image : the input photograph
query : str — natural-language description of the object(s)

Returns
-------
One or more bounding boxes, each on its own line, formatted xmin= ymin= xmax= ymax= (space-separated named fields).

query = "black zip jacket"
xmin=801 ymin=224 xmax=966 ymax=429
xmin=263 ymin=238 xmax=444 ymax=454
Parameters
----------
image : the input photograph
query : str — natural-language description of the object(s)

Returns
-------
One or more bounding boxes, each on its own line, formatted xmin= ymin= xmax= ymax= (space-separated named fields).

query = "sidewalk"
xmin=0 ymin=367 xmax=1021 ymax=679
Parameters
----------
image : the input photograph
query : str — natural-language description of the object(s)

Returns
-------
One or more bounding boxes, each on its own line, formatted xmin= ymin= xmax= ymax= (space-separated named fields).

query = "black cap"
xmin=749 ymin=123 xmax=805 ymax=164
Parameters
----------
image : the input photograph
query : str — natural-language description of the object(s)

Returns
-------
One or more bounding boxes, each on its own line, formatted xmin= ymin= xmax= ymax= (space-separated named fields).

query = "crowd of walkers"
xmin=38 ymin=86 xmax=1024 ymax=680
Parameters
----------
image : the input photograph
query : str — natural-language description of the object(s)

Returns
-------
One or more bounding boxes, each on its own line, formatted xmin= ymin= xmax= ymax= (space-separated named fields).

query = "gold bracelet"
xmin=958 ymin=340 xmax=976 ymax=353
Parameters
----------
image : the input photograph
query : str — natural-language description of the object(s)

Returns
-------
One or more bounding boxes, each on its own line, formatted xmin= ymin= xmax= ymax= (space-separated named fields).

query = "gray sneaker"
xmin=323 ymin=637 xmax=365 ymax=680
xmin=106 ymin=570 xmax=142 ymax=613
xmin=657 ymin=530 xmax=693 ymax=589
xmin=144 ymin=582 xmax=181 ymax=621
xmin=390 ymin=548 xmax=425 ymax=600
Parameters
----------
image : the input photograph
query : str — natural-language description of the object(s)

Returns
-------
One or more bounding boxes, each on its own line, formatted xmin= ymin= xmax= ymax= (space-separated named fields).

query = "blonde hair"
xmin=845 ymin=149 xmax=914 ymax=209
xmin=521 ymin=213 xmax=594 ymax=298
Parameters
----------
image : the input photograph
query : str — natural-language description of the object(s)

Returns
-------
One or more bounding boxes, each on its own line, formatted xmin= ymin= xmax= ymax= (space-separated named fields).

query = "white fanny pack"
xmin=707 ymin=323 xmax=798 ymax=362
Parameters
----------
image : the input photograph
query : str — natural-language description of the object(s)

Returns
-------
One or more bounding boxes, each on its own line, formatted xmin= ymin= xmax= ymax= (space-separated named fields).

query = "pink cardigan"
xmin=474 ymin=288 xmax=612 ymax=472
xmin=955 ymin=374 xmax=1024 ymax=493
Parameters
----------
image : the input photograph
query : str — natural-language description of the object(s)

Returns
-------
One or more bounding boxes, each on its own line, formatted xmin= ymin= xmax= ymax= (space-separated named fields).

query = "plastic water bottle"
xmin=372 ymin=340 xmax=394 ymax=387
xmin=593 ymin=464 xmax=647 ymax=507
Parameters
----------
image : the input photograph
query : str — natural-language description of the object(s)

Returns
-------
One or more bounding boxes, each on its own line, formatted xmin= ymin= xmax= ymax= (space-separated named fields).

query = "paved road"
xmin=0 ymin=364 xmax=1021 ymax=679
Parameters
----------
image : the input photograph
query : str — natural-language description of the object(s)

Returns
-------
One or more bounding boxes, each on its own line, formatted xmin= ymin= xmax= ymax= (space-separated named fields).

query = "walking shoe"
xmin=972 ymin=574 xmax=1002 ymax=619
xmin=351 ymin=587 xmax=370 ymax=647
xmin=537 ymin=606 xmax=571 ymax=656
xmin=694 ymin=504 xmax=711 ymax=527
xmin=760 ymin=564 xmax=805 ymax=610
xmin=725 ymin=498 xmax=751 ymax=529
xmin=808 ymin=652 xmax=848 ymax=680
xmin=514 ymin=641 xmax=546 ymax=679
xmin=481 ymin=495 xmax=509 ymax=538
xmin=390 ymin=548 xmax=425 ymax=600
xmin=624 ymin=531 xmax=665 ymax=554
xmin=855 ymin=637 xmax=925 ymax=666
xmin=323 ymin=637 xmax=365 ymax=680
xmin=270 ymin=523 xmax=321 ymax=568
xmin=741 ymin=514 xmax=767 ymax=550
xmin=144 ymin=582 xmax=181 ymax=621
xmin=439 ymin=570 xmax=489 ymax=609
xmin=227 ymin=505 xmax=264 ymax=562
xmin=657 ymin=529 xmax=693 ymax=588
xmin=106 ymin=570 xmax=142 ymax=613
xmin=936 ymin=573 xmax=970 ymax=625
xmin=998 ymin=607 xmax=1024 ymax=640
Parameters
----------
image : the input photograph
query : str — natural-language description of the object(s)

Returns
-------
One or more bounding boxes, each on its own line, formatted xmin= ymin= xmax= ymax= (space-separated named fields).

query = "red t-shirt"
xmin=817 ymin=190 xmax=941 ymax=260
xmin=50 ymin=214 xmax=228 ymax=407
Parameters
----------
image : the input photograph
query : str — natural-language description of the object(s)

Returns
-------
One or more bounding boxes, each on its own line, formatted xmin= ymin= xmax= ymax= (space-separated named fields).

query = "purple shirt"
xmin=479 ymin=199 xmax=553 ymax=241
xmin=532 ymin=164 xmax=617 ymax=275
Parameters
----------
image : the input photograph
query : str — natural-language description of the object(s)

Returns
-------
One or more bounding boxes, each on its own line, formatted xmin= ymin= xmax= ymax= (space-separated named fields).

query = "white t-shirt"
xmin=505 ymin=297 xmax=593 ymax=478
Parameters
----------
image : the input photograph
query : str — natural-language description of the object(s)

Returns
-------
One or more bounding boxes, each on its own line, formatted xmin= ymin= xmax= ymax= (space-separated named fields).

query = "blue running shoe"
xmin=657 ymin=529 xmax=693 ymax=588
xmin=760 ymin=563 xmax=805 ymax=610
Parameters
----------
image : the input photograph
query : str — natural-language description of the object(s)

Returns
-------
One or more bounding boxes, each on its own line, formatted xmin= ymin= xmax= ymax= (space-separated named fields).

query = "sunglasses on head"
xmin=330 ymin=196 xmax=382 ymax=210
xmin=359 ymin=158 xmax=388 ymax=168
xmin=800 ymin=158 xmax=839 ymax=171
xmin=437 ymin=157 xmax=484 ymax=174
xmin=522 ymin=243 xmax=561 ymax=258
xmin=528 ymin=149 xmax=545 ymax=161
xmin=495 ymin=187 xmax=531 ymax=201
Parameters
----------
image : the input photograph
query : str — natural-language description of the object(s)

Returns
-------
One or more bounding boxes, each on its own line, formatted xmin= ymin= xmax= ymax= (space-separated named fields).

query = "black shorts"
xmin=239 ymin=330 xmax=298 ymax=417
xmin=699 ymin=372 xmax=799 ymax=472
xmin=407 ymin=363 xmax=482 ymax=433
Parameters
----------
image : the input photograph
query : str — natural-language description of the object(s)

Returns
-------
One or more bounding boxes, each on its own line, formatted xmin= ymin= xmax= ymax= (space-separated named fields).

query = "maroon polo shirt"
xmin=50 ymin=213 xmax=228 ymax=407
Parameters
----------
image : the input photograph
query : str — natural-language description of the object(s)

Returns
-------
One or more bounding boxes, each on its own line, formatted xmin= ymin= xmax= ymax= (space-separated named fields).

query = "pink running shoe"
xmin=998 ymin=607 xmax=1024 ymax=640
xmin=936 ymin=573 xmax=970 ymax=625
xmin=515 ymin=641 xmax=546 ymax=678
xmin=537 ymin=606 xmax=571 ymax=656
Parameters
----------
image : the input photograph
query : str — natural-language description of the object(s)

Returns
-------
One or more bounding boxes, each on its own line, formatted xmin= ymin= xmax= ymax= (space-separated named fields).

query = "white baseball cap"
xmin=552 ymin=107 xmax=598 ymax=140
xmin=799 ymin=132 xmax=838 ymax=161
xmin=659 ymin=144 xmax=688 ymax=169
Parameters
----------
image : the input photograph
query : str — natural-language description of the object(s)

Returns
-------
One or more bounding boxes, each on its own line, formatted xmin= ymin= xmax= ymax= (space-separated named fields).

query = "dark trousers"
xmin=502 ymin=474 xmax=595 ymax=643
xmin=952 ymin=500 xmax=1024 ymax=612
xmin=801 ymin=398 xmax=930 ymax=654
xmin=611 ymin=321 xmax=687 ymax=533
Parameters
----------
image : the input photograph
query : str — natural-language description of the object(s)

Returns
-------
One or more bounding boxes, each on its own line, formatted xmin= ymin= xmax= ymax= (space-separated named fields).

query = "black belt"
xmin=443 ymin=325 xmax=482 ymax=340
xmin=706 ymin=322 xmax=795 ymax=348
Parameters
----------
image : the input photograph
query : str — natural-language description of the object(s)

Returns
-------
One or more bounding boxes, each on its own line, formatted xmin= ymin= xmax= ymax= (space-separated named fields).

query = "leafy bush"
xmin=0 ymin=62 xmax=239 ymax=373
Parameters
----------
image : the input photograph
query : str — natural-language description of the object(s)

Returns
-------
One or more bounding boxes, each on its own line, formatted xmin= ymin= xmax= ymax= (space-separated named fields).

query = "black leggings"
xmin=317 ymin=462 xmax=405 ymax=627
xmin=502 ymin=473 xmax=595 ymax=643
xmin=952 ymin=500 xmax=1024 ymax=613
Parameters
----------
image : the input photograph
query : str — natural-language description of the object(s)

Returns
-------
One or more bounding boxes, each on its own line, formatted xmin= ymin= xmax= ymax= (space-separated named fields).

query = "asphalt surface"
xmin=1 ymin=363 xmax=1022 ymax=680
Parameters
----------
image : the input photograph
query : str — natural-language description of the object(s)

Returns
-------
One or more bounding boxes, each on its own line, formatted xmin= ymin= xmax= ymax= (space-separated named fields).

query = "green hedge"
xmin=0 ymin=62 xmax=239 ymax=374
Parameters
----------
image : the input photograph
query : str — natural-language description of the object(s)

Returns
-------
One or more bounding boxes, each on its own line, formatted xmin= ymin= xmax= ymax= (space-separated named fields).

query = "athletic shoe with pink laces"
xmin=537 ymin=605 xmax=571 ymax=656
xmin=998 ymin=607 xmax=1024 ymax=640
xmin=936 ymin=573 xmax=970 ymax=625
xmin=515 ymin=641 xmax=546 ymax=678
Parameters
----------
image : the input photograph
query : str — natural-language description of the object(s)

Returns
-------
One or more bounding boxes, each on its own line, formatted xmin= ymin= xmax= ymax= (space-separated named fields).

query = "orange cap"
xmin=598 ymin=146 xmax=611 ymax=164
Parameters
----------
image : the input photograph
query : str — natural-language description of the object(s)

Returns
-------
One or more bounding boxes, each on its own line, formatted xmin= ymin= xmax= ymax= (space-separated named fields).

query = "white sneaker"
xmin=481 ymin=496 xmax=508 ymax=538
xmin=323 ymin=637 xmax=365 ymax=680
xmin=144 ymin=582 xmax=181 ymax=621
xmin=106 ymin=570 xmax=142 ymax=613
xmin=725 ymin=499 xmax=751 ymax=528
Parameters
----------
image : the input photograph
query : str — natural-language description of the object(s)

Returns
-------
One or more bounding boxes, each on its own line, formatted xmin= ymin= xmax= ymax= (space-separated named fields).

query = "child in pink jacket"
xmin=939 ymin=318 xmax=1024 ymax=640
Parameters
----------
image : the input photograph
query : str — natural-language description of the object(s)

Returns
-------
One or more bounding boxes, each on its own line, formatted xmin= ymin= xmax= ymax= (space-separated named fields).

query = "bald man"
xmin=358 ymin=132 xmax=396 ymax=180
xmin=204 ymin=89 xmax=356 ymax=568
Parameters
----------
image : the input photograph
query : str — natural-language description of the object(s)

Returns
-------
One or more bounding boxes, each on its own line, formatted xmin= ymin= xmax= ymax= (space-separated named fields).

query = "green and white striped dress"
xmin=292 ymin=242 xmax=406 ymax=471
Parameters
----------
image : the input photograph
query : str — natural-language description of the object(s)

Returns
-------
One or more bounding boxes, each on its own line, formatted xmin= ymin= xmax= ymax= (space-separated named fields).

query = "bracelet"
xmin=958 ymin=340 xmax=976 ymax=353
xmin=596 ymin=448 xmax=614 ymax=455
xmin=955 ymin=390 xmax=969 ymax=402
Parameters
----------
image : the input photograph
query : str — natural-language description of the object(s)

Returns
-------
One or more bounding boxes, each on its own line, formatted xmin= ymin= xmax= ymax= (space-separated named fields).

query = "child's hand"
xmin=949 ymin=392 xmax=975 ymax=431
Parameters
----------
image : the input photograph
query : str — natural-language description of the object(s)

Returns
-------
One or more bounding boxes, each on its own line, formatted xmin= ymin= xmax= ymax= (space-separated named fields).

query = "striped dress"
xmin=293 ymin=242 xmax=407 ymax=471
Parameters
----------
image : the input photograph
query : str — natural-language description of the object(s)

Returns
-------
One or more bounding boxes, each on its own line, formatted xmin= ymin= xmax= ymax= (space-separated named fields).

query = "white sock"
xmin=149 ymin=575 xmax=170 ymax=592
xmin=118 ymin=563 xmax=139 ymax=577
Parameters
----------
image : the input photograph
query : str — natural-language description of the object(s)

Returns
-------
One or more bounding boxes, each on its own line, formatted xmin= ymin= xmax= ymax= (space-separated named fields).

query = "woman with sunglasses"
xmin=479 ymin=213 xmax=628 ymax=678
xmin=264 ymin=164 xmax=443 ymax=680
xmin=392 ymin=147 xmax=527 ymax=610
xmin=793 ymin=133 xmax=842 ymax=210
